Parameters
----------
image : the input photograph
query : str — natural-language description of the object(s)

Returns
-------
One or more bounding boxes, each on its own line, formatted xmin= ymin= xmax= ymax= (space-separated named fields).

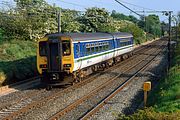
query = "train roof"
xmin=111 ymin=32 xmax=133 ymax=38
xmin=47 ymin=32 xmax=133 ymax=41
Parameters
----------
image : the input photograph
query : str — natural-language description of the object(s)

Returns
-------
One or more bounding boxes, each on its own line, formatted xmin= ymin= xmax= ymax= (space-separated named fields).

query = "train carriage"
xmin=37 ymin=32 xmax=134 ymax=87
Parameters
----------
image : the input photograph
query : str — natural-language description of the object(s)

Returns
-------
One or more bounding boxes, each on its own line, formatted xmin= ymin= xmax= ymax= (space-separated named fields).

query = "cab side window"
xmin=62 ymin=41 xmax=71 ymax=56
xmin=39 ymin=41 xmax=47 ymax=56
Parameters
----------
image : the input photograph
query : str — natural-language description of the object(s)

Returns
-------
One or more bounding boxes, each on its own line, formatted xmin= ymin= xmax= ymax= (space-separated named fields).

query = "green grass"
xmin=0 ymin=40 xmax=37 ymax=85
xmin=148 ymin=43 xmax=180 ymax=113
xmin=118 ymin=40 xmax=180 ymax=119
xmin=118 ymin=108 xmax=180 ymax=120
xmin=0 ymin=40 xmax=36 ymax=61
xmin=0 ymin=28 xmax=4 ymax=44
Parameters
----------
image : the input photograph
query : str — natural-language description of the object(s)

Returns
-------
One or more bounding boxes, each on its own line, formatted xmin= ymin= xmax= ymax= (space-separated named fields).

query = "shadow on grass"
xmin=0 ymin=56 xmax=38 ymax=86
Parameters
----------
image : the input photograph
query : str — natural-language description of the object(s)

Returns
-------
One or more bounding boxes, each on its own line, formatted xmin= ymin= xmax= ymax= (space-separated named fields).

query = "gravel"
xmin=59 ymin=45 xmax=164 ymax=120
xmin=90 ymin=46 xmax=168 ymax=120
xmin=16 ymin=48 xmax=153 ymax=120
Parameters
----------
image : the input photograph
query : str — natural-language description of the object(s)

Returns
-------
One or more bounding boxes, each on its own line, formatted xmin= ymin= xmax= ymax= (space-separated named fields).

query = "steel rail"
xmin=80 ymin=45 xmax=166 ymax=120
xmin=2 ymin=49 xmax=146 ymax=120
xmin=48 ymin=41 xmax=166 ymax=120
xmin=0 ymin=76 xmax=41 ymax=95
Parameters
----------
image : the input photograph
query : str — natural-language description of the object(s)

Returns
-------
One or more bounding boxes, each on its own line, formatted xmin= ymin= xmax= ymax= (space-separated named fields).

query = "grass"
xmin=0 ymin=40 xmax=37 ymax=85
xmin=118 ymin=108 xmax=180 ymax=120
xmin=148 ymin=42 xmax=180 ymax=113
xmin=0 ymin=40 xmax=36 ymax=61
xmin=118 ymin=40 xmax=180 ymax=119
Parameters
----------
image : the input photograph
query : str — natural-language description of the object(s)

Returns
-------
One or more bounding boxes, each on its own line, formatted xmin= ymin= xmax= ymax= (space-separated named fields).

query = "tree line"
xmin=0 ymin=0 xmax=173 ymax=44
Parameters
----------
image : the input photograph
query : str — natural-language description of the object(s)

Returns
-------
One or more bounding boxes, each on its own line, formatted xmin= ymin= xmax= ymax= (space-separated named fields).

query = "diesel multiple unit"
xmin=37 ymin=32 xmax=134 ymax=86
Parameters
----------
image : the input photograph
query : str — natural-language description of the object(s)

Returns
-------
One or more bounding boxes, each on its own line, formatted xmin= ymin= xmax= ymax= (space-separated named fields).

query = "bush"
xmin=0 ymin=28 xmax=4 ymax=44
xmin=1 ymin=40 xmax=36 ymax=61
xmin=118 ymin=108 xmax=180 ymax=120
xmin=119 ymin=24 xmax=145 ymax=45
xmin=0 ymin=40 xmax=37 ymax=85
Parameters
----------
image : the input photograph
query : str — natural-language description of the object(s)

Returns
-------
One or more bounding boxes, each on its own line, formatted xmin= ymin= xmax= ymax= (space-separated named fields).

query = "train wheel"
xmin=79 ymin=77 xmax=82 ymax=82
xmin=71 ymin=82 xmax=75 ymax=86
xmin=46 ymin=85 xmax=52 ymax=90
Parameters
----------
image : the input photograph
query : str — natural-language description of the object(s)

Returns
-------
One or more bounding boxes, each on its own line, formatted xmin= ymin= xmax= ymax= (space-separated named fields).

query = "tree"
xmin=111 ymin=10 xmax=139 ymax=24
xmin=119 ymin=23 xmax=145 ymax=44
xmin=0 ymin=28 xmax=4 ymax=43
xmin=128 ymin=15 xmax=138 ymax=24
xmin=111 ymin=10 xmax=129 ymax=21
xmin=146 ymin=15 xmax=161 ymax=37
xmin=13 ymin=0 xmax=59 ymax=40
xmin=78 ymin=7 xmax=115 ymax=32
xmin=61 ymin=9 xmax=82 ymax=33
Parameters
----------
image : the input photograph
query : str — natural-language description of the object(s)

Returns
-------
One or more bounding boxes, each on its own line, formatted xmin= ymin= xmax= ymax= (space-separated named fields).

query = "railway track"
xmin=0 ymin=52 xmax=147 ymax=120
xmin=0 ymin=76 xmax=41 ymax=97
xmin=48 ymin=41 xmax=167 ymax=120
xmin=0 ymin=39 xmax=166 ymax=120
xmin=80 ymin=46 xmax=166 ymax=120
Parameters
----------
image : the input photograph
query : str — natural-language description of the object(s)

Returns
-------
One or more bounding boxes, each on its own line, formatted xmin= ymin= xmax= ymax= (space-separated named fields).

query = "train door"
xmin=47 ymin=39 xmax=62 ymax=72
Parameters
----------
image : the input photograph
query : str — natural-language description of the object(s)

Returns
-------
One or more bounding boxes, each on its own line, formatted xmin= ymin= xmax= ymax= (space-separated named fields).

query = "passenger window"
xmin=86 ymin=43 xmax=90 ymax=55
xmin=105 ymin=45 xmax=109 ymax=50
xmin=62 ymin=41 xmax=71 ymax=56
xmin=103 ymin=45 xmax=106 ymax=50
xmin=91 ymin=47 xmax=95 ymax=53
xmin=95 ymin=46 xmax=98 ymax=52
xmin=99 ymin=46 xmax=103 ymax=51
xmin=39 ymin=42 xmax=47 ymax=56
xmin=87 ymin=48 xmax=90 ymax=55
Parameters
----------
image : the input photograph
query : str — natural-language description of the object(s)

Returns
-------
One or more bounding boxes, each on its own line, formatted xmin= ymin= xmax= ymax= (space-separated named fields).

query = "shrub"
xmin=119 ymin=24 xmax=145 ymax=45
xmin=0 ymin=40 xmax=37 ymax=85
xmin=0 ymin=28 xmax=4 ymax=44
xmin=118 ymin=108 xmax=180 ymax=120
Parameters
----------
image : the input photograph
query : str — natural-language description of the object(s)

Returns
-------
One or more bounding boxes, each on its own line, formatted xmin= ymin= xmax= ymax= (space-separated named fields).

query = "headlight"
xmin=40 ymin=64 xmax=47 ymax=68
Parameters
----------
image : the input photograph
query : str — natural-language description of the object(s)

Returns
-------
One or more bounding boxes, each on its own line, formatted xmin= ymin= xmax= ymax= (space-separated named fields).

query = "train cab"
xmin=37 ymin=34 xmax=74 ymax=86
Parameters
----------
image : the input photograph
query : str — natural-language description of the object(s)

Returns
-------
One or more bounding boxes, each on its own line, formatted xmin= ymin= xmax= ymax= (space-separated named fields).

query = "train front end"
xmin=37 ymin=35 xmax=74 ymax=87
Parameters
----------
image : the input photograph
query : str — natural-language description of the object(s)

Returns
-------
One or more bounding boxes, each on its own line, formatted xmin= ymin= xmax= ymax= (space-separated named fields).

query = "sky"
xmin=46 ymin=0 xmax=180 ymax=21
xmin=0 ymin=0 xmax=180 ymax=22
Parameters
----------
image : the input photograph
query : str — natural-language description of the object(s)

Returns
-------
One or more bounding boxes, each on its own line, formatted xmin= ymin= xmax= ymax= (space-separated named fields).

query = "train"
xmin=37 ymin=32 xmax=134 ymax=87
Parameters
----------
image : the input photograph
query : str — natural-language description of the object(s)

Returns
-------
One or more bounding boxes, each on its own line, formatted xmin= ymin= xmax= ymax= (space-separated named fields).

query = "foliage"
xmin=0 ymin=1 xmax=154 ymax=42
xmin=0 ymin=28 xmax=4 ymax=44
xmin=148 ymin=43 xmax=180 ymax=112
xmin=119 ymin=23 xmax=145 ymax=44
xmin=78 ymin=7 xmax=113 ymax=32
xmin=177 ymin=12 xmax=180 ymax=34
xmin=138 ymin=15 xmax=162 ymax=37
xmin=61 ymin=9 xmax=82 ymax=33
xmin=145 ymin=15 xmax=161 ymax=37
xmin=0 ymin=0 xmax=58 ymax=40
xmin=111 ymin=10 xmax=139 ymax=23
xmin=118 ymin=108 xmax=180 ymax=120
xmin=0 ymin=40 xmax=37 ymax=85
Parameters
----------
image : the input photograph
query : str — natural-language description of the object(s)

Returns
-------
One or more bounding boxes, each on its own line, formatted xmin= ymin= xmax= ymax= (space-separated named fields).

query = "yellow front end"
xmin=37 ymin=36 xmax=74 ymax=75
xmin=61 ymin=36 xmax=74 ymax=74
xmin=37 ymin=37 xmax=48 ymax=75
